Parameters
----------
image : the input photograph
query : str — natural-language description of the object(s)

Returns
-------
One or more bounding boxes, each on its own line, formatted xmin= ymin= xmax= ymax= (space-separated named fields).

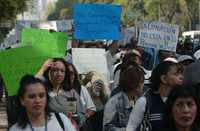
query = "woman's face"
xmin=92 ymin=80 xmax=104 ymax=96
xmin=20 ymin=83 xmax=47 ymax=117
xmin=68 ymin=65 xmax=75 ymax=84
xmin=162 ymin=66 xmax=183 ymax=88
xmin=50 ymin=61 xmax=66 ymax=85
xmin=172 ymin=97 xmax=197 ymax=129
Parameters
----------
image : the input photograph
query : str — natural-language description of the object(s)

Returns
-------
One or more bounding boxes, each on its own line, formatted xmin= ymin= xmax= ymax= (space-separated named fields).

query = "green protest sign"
xmin=21 ymin=28 xmax=68 ymax=57
xmin=0 ymin=46 xmax=60 ymax=96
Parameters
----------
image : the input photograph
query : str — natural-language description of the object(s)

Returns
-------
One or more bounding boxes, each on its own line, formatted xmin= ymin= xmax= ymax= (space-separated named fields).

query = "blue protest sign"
xmin=74 ymin=3 xmax=122 ymax=40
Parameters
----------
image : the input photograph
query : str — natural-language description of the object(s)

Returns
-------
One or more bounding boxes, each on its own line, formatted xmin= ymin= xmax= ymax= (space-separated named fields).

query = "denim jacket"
xmin=103 ymin=92 xmax=133 ymax=131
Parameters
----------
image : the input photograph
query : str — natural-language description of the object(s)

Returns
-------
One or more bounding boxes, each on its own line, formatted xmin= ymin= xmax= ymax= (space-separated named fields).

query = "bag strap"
xmin=55 ymin=113 xmax=64 ymax=130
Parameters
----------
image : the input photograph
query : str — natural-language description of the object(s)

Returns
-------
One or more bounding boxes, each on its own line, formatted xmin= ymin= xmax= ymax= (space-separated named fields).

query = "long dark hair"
xmin=150 ymin=61 xmax=182 ymax=92
xmin=43 ymin=58 xmax=69 ymax=92
xmin=65 ymin=63 xmax=82 ymax=95
xmin=16 ymin=74 xmax=51 ymax=129
xmin=163 ymin=86 xmax=200 ymax=131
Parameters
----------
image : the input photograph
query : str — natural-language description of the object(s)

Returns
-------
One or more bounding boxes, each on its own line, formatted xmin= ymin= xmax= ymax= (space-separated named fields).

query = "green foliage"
xmin=48 ymin=0 xmax=78 ymax=20
xmin=47 ymin=0 xmax=199 ymax=30
xmin=0 ymin=0 xmax=29 ymax=22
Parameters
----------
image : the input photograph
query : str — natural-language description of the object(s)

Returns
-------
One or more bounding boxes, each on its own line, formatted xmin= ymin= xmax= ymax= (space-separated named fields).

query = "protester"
xmin=106 ymin=40 xmax=119 ymax=90
xmin=111 ymin=50 xmax=142 ymax=96
xmin=157 ymin=49 xmax=176 ymax=65
xmin=126 ymin=61 xmax=184 ymax=131
xmin=103 ymin=63 xmax=145 ymax=131
xmin=9 ymin=74 xmax=76 ymax=131
xmin=36 ymin=58 xmax=96 ymax=127
xmin=178 ymin=55 xmax=194 ymax=71
xmin=183 ymin=59 xmax=200 ymax=86
xmin=83 ymin=71 xmax=110 ymax=111
xmin=162 ymin=86 xmax=200 ymax=131
xmin=65 ymin=63 xmax=96 ymax=125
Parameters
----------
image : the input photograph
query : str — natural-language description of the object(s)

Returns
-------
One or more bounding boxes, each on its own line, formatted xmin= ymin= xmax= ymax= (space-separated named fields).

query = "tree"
xmin=143 ymin=0 xmax=179 ymax=23
xmin=47 ymin=0 xmax=199 ymax=30
xmin=178 ymin=0 xmax=199 ymax=30
xmin=48 ymin=0 xmax=78 ymax=20
xmin=0 ymin=0 xmax=30 ymax=22
xmin=133 ymin=0 xmax=199 ymax=30
xmin=48 ymin=0 xmax=136 ymax=25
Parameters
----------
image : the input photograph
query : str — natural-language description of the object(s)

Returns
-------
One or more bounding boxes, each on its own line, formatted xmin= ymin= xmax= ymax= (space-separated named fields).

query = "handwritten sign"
xmin=74 ymin=3 xmax=122 ymax=40
xmin=72 ymin=48 xmax=108 ymax=81
xmin=21 ymin=28 xmax=67 ymax=57
xmin=138 ymin=22 xmax=179 ymax=52
xmin=0 ymin=46 xmax=52 ymax=96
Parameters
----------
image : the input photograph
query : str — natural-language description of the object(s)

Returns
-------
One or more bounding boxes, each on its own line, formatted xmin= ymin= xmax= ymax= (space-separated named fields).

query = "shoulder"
xmin=81 ymin=85 xmax=87 ymax=92
xmin=57 ymin=113 xmax=76 ymax=131
xmin=57 ymin=113 xmax=71 ymax=122
xmin=48 ymin=113 xmax=76 ymax=131
xmin=110 ymin=91 xmax=123 ymax=99
xmin=80 ymin=86 xmax=91 ymax=97
xmin=106 ymin=92 xmax=124 ymax=105
xmin=9 ymin=123 xmax=24 ymax=131
xmin=135 ymin=96 xmax=147 ymax=107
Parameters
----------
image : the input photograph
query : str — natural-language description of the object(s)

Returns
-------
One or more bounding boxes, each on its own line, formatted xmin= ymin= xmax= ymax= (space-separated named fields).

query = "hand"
xmin=41 ymin=59 xmax=53 ymax=71
xmin=85 ymin=109 xmax=95 ymax=118
xmin=67 ymin=112 xmax=73 ymax=119
xmin=36 ymin=59 xmax=53 ymax=77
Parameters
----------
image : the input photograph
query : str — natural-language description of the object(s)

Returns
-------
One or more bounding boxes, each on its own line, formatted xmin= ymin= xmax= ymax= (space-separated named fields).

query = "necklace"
xmin=29 ymin=119 xmax=47 ymax=131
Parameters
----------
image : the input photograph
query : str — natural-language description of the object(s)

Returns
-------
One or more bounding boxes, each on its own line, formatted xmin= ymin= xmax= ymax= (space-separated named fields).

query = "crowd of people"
xmin=0 ymin=36 xmax=200 ymax=131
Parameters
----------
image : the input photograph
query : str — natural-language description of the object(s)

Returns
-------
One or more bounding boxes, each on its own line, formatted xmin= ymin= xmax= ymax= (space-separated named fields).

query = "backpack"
xmin=136 ymin=89 xmax=152 ymax=131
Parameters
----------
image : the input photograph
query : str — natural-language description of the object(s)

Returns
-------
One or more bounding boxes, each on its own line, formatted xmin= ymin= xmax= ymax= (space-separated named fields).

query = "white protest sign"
xmin=72 ymin=48 xmax=108 ymax=81
xmin=138 ymin=22 xmax=179 ymax=52
xmin=36 ymin=21 xmax=57 ymax=31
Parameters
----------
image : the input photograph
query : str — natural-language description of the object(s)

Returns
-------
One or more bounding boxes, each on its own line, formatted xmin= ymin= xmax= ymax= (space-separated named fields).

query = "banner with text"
xmin=74 ymin=3 xmax=122 ymax=40
xmin=138 ymin=22 xmax=179 ymax=52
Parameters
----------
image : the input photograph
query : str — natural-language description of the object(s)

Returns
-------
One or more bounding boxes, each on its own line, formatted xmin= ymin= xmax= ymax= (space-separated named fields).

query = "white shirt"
xmin=9 ymin=113 xmax=76 ymax=131
xmin=80 ymin=86 xmax=96 ymax=112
